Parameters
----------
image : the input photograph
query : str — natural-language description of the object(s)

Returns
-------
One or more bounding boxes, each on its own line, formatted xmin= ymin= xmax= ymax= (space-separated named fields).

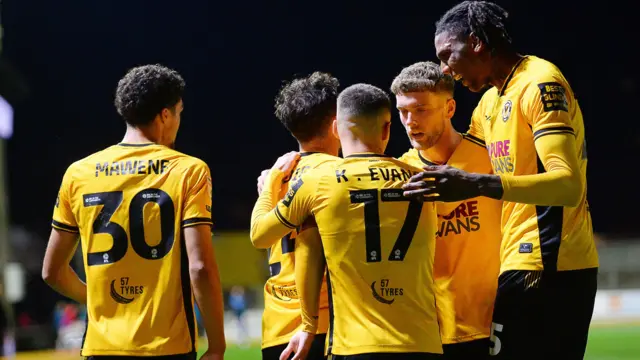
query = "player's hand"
xmin=279 ymin=330 xmax=315 ymax=360
xmin=257 ymin=169 xmax=270 ymax=195
xmin=272 ymin=151 xmax=301 ymax=183
xmin=199 ymin=349 xmax=224 ymax=360
xmin=402 ymin=165 xmax=481 ymax=202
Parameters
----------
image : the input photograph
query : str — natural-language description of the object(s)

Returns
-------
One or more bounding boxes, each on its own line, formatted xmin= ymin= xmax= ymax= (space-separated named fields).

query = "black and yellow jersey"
xmin=251 ymin=153 xmax=442 ymax=356
xmin=399 ymin=139 xmax=501 ymax=344
xmin=260 ymin=152 xmax=338 ymax=349
xmin=467 ymin=55 xmax=598 ymax=273
xmin=52 ymin=142 xmax=212 ymax=357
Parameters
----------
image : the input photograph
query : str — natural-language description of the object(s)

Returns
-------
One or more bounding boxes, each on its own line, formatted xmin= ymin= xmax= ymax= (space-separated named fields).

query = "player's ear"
xmin=446 ymin=98 xmax=456 ymax=119
xmin=331 ymin=118 xmax=339 ymax=140
xmin=469 ymin=33 xmax=484 ymax=54
xmin=381 ymin=121 xmax=391 ymax=142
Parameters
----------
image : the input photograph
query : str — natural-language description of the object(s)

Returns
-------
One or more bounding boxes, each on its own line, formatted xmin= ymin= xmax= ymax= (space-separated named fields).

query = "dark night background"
xmin=0 ymin=0 xmax=639 ymax=329
xmin=2 ymin=0 xmax=639 ymax=235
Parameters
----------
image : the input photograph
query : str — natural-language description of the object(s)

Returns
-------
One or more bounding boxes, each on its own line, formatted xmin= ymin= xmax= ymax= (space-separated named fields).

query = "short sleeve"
xmin=52 ymin=167 xmax=78 ymax=233
xmin=182 ymin=161 xmax=213 ymax=228
xmin=273 ymin=171 xmax=320 ymax=229
xmin=522 ymin=74 xmax=575 ymax=142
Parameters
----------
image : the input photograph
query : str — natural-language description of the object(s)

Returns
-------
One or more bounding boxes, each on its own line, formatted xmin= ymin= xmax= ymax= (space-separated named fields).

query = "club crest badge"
xmin=502 ymin=100 xmax=512 ymax=122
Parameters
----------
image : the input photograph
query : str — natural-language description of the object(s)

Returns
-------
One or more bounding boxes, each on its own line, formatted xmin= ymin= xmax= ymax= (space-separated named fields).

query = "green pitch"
xmin=198 ymin=325 xmax=640 ymax=360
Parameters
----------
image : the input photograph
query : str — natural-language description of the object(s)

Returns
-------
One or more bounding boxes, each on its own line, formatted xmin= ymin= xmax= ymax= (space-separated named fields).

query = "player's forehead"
xmin=396 ymin=91 xmax=443 ymax=108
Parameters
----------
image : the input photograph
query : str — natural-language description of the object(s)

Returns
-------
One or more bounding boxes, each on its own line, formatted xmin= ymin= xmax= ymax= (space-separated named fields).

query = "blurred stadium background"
xmin=1 ymin=0 xmax=640 ymax=359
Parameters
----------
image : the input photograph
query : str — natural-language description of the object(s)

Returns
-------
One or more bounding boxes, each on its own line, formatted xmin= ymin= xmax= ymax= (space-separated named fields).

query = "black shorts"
xmin=490 ymin=268 xmax=597 ymax=360
xmin=331 ymin=353 xmax=441 ymax=360
xmin=262 ymin=333 xmax=327 ymax=360
xmin=442 ymin=338 xmax=490 ymax=359
xmin=87 ymin=353 xmax=196 ymax=360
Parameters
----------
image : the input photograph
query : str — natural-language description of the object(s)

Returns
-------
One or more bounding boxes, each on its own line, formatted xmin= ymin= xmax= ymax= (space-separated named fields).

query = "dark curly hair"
xmin=435 ymin=1 xmax=512 ymax=53
xmin=338 ymin=83 xmax=391 ymax=120
xmin=274 ymin=72 xmax=340 ymax=143
xmin=115 ymin=64 xmax=185 ymax=126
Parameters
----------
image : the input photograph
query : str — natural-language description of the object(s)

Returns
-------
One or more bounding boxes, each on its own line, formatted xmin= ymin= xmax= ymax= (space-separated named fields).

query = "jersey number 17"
xmin=350 ymin=188 xmax=423 ymax=263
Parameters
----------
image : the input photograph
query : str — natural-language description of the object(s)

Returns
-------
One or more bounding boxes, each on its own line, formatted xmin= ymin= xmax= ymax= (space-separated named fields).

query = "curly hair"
xmin=435 ymin=1 xmax=512 ymax=53
xmin=274 ymin=72 xmax=340 ymax=143
xmin=115 ymin=64 xmax=185 ymax=126
xmin=390 ymin=61 xmax=454 ymax=95
xmin=338 ymin=83 xmax=391 ymax=120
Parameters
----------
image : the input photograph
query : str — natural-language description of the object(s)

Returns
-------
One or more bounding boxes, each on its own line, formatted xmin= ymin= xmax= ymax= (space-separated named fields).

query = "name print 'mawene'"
xmin=487 ymin=139 xmax=513 ymax=174
xmin=96 ymin=159 xmax=170 ymax=177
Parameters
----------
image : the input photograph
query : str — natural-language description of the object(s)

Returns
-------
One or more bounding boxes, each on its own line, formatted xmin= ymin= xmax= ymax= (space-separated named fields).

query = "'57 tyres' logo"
xmin=110 ymin=277 xmax=144 ymax=304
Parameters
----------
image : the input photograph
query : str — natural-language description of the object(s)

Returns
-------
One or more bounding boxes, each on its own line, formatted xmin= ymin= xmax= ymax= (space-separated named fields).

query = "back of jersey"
xmin=52 ymin=143 xmax=212 ymax=357
xmin=314 ymin=154 xmax=441 ymax=356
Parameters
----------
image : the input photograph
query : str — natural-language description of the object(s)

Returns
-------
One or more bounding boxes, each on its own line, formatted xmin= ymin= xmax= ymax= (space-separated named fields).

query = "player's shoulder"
xmin=62 ymin=145 xmax=120 ymax=180
xmin=300 ymin=152 xmax=341 ymax=169
xmin=397 ymin=148 xmax=420 ymax=167
xmin=385 ymin=156 xmax=423 ymax=174
xmin=522 ymin=56 xmax=570 ymax=88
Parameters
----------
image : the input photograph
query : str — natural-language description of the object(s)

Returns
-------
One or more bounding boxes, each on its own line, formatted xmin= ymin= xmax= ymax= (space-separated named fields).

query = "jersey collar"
xmin=345 ymin=152 xmax=391 ymax=158
xmin=498 ymin=55 xmax=529 ymax=96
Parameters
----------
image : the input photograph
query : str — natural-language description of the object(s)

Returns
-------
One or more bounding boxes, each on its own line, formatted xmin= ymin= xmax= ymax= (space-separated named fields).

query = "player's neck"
xmin=298 ymin=138 xmax=338 ymax=156
xmin=341 ymin=141 xmax=385 ymax=157
xmin=418 ymin=126 xmax=461 ymax=165
xmin=489 ymin=51 xmax=524 ymax=91
xmin=122 ymin=127 xmax=157 ymax=145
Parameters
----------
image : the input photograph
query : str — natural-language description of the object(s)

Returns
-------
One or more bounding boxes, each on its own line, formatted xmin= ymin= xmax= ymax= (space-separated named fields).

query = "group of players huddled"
xmin=41 ymin=2 xmax=598 ymax=360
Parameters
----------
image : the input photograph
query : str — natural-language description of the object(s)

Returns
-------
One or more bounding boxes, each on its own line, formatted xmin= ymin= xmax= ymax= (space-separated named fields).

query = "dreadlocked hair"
xmin=435 ymin=1 xmax=512 ymax=52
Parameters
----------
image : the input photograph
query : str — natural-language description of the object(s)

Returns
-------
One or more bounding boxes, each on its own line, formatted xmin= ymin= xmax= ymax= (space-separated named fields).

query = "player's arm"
xmin=250 ymin=152 xmax=311 ymax=248
xmin=279 ymin=219 xmax=325 ymax=360
xmin=182 ymin=162 xmax=225 ymax=356
xmin=295 ymin=218 xmax=325 ymax=334
xmin=184 ymin=225 xmax=225 ymax=356
xmin=495 ymin=79 xmax=583 ymax=207
xmin=42 ymin=170 xmax=87 ymax=304
xmin=405 ymin=81 xmax=582 ymax=207
xmin=42 ymin=229 xmax=86 ymax=304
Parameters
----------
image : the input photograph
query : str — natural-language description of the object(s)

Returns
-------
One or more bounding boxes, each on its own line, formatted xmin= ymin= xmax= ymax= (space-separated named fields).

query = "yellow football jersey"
xmin=467 ymin=55 xmax=598 ymax=273
xmin=273 ymin=153 xmax=441 ymax=356
xmin=51 ymin=142 xmax=212 ymax=357
xmin=398 ymin=138 xmax=501 ymax=344
xmin=261 ymin=152 xmax=337 ymax=349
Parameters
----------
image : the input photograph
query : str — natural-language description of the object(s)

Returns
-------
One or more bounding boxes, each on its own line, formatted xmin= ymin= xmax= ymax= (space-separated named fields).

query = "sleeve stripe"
xmin=463 ymin=133 xmax=486 ymax=148
xmin=533 ymin=129 xmax=575 ymax=142
xmin=533 ymin=126 xmax=574 ymax=139
xmin=275 ymin=207 xmax=297 ymax=229
xmin=181 ymin=217 xmax=213 ymax=228
xmin=52 ymin=220 xmax=79 ymax=233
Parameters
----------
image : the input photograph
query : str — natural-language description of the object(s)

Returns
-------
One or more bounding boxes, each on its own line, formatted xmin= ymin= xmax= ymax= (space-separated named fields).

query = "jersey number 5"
xmin=350 ymin=189 xmax=423 ymax=262
xmin=83 ymin=189 xmax=175 ymax=266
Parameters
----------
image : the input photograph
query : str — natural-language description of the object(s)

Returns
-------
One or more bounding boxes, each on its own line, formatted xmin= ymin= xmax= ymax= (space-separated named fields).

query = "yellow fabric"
xmin=253 ymin=154 xmax=442 ymax=356
xmin=398 ymin=140 xmax=501 ymax=344
xmin=52 ymin=143 xmax=212 ymax=356
xmin=257 ymin=153 xmax=337 ymax=348
xmin=467 ymin=55 xmax=598 ymax=273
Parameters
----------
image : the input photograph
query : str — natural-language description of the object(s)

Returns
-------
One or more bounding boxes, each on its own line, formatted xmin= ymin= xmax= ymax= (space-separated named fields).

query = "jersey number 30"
xmin=83 ymin=189 xmax=175 ymax=266
xmin=350 ymin=188 xmax=423 ymax=262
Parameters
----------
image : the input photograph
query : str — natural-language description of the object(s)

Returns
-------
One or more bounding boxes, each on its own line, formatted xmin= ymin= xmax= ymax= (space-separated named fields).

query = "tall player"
xmin=251 ymin=72 xmax=340 ymax=360
xmin=41 ymin=65 xmax=225 ymax=360
xmin=392 ymin=61 xmax=501 ymax=359
xmin=403 ymin=2 xmax=599 ymax=359
xmin=251 ymin=84 xmax=442 ymax=360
